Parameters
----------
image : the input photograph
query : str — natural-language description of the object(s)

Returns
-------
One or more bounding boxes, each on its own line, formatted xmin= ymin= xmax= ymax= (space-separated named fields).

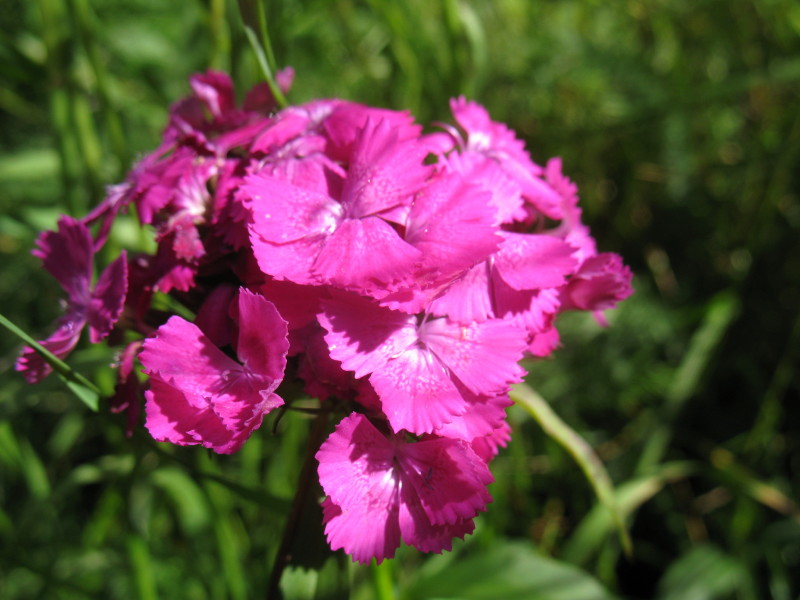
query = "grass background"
xmin=1 ymin=0 xmax=799 ymax=598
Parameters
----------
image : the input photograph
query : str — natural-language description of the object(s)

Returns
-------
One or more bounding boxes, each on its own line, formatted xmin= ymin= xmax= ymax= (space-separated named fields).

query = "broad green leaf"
xmin=656 ymin=545 xmax=743 ymax=600
xmin=0 ymin=422 xmax=51 ymax=498
xmin=18 ymin=436 xmax=51 ymax=499
xmin=214 ymin=511 xmax=248 ymax=600
xmin=280 ymin=566 xmax=318 ymax=600
xmin=403 ymin=542 xmax=619 ymax=600
xmin=511 ymin=382 xmax=631 ymax=555
xmin=370 ymin=559 xmax=395 ymax=600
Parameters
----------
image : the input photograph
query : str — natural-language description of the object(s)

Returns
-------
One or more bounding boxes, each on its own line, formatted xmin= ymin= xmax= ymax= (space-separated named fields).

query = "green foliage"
xmin=1 ymin=0 xmax=798 ymax=598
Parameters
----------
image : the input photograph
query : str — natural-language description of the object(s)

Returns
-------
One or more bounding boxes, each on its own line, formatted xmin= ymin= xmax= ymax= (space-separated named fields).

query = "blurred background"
xmin=1 ymin=1 xmax=798 ymax=598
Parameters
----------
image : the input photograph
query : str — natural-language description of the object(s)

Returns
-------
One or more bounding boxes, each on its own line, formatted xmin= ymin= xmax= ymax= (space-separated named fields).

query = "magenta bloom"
xmin=316 ymin=413 xmax=493 ymax=563
xmin=16 ymin=216 xmax=127 ymax=383
xmin=18 ymin=70 xmax=635 ymax=566
xmin=139 ymin=288 xmax=289 ymax=454
xmin=243 ymin=118 xmax=430 ymax=294
xmin=560 ymin=252 xmax=634 ymax=325
xmin=319 ymin=293 xmax=527 ymax=435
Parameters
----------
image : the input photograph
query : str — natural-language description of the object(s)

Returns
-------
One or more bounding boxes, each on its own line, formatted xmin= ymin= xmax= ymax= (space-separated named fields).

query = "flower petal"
xmin=88 ymin=251 xmax=128 ymax=343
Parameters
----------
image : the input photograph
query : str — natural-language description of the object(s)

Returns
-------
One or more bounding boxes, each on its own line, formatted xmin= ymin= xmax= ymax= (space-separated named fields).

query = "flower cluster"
xmin=17 ymin=70 xmax=632 ymax=563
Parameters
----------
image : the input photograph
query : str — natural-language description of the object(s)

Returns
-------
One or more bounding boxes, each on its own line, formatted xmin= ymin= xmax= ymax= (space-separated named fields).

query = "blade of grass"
xmin=511 ymin=382 xmax=632 ymax=556
xmin=635 ymin=291 xmax=739 ymax=475
xmin=208 ymin=0 xmax=231 ymax=71
xmin=710 ymin=448 xmax=800 ymax=521
xmin=236 ymin=0 xmax=288 ymax=109
xmin=562 ymin=461 xmax=698 ymax=565
xmin=68 ymin=0 xmax=130 ymax=171
xmin=0 ymin=311 xmax=101 ymax=411
xmin=37 ymin=0 xmax=85 ymax=214
xmin=127 ymin=534 xmax=159 ymax=600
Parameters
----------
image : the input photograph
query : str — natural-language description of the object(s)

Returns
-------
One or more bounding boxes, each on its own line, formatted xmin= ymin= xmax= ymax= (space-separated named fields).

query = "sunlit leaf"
xmin=404 ymin=542 xmax=619 ymax=600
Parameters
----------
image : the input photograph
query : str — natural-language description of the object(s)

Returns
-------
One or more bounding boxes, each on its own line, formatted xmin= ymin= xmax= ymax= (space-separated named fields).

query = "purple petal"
xmin=341 ymin=118 xmax=431 ymax=218
xmin=398 ymin=437 xmax=493 ymax=526
xmin=434 ymin=396 xmax=512 ymax=443
xmin=242 ymin=174 xmax=342 ymax=244
xmin=312 ymin=217 xmax=421 ymax=292
xmin=316 ymin=413 xmax=398 ymax=511
xmin=369 ymin=348 xmax=469 ymax=435
xmin=140 ymin=315 xmax=284 ymax=453
xmin=494 ymin=233 xmax=577 ymax=291
xmin=318 ymin=293 xmax=418 ymax=379
xmin=15 ymin=316 xmax=85 ymax=383
xmin=420 ymin=317 xmax=526 ymax=397
xmin=35 ymin=216 xmax=93 ymax=302
xmin=322 ymin=496 xmax=401 ymax=565
xmin=88 ymin=251 xmax=128 ymax=343
xmin=233 ymin=288 xmax=289 ymax=380
xmin=428 ymin=262 xmax=494 ymax=323
xmin=405 ymin=173 xmax=501 ymax=276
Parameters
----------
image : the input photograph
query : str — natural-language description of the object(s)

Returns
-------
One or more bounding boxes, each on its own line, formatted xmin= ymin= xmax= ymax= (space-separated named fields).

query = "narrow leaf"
xmin=241 ymin=24 xmax=288 ymax=109
xmin=562 ymin=461 xmax=698 ymax=565
xmin=0 ymin=311 xmax=101 ymax=411
xmin=511 ymin=382 xmax=631 ymax=555
xmin=127 ymin=534 xmax=159 ymax=600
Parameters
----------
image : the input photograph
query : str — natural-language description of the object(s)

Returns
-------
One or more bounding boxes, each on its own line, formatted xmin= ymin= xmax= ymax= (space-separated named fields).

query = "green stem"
xmin=255 ymin=0 xmax=278 ymax=76
xmin=242 ymin=25 xmax=289 ymax=109
xmin=236 ymin=0 xmax=288 ymax=109
xmin=266 ymin=410 xmax=330 ymax=599
xmin=371 ymin=559 xmax=395 ymax=600
xmin=511 ymin=382 xmax=631 ymax=556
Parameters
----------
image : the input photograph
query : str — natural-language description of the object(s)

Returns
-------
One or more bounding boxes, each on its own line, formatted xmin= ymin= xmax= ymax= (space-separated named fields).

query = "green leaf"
xmin=0 ymin=147 xmax=59 ymax=182
xmin=562 ymin=461 xmax=698 ymax=565
xmin=151 ymin=467 xmax=211 ymax=535
xmin=127 ymin=534 xmax=159 ymax=600
xmin=403 ymin=542 xmax=619 ymax=600
xmin=636 ymin=291 xmax=740 ymax=474
xmin=656 ymin=545 xmax=743 ymax=600
xmin=0 ymin=310 xmax=101 ymax=411
xmin=314 ymin=553 xmax=350 ymax=600
xmin=511 ymin=382 xmax=631 ymax=555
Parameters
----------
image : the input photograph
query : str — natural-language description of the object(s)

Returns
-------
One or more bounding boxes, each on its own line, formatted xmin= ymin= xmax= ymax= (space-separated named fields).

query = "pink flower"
xmin=446 ymin=97 xmax=563 ymax=219
xmin=165 ymin=68 xmax=293 ymax=154
xmin=139 ymin=288 xmax=288 ymax=454
xmin=560 ymin=253 xmax=634 ymax=325
xmin=16 ymin=216 xmax=127 ymax=383
xmin=373 ymin=170 xmax=502 ymax=313
xmin=318 ymin=292 xmax=526 ymax=435
xmin=18 ymin=70 xmax=636 ymax=566
xmin=243 ymin=118 xmax=429 ymax=294
xmin=429 ymin=232 xmax=576 ymax=347
xmin=316 ymin=413 xmax=493 ymax=563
